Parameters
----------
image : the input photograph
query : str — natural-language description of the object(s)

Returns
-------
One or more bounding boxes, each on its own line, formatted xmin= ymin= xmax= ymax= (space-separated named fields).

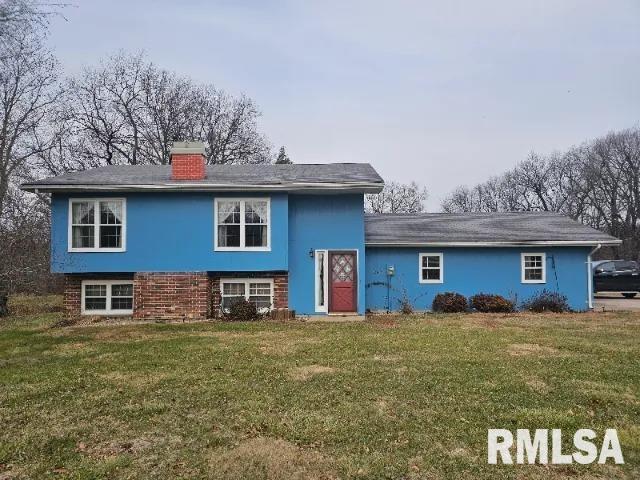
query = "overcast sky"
xmin=48 ymin=0 xmax=640 ymax=209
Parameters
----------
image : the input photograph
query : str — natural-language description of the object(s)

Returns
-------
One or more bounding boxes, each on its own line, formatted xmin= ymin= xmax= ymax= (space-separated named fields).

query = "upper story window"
xmin=521 ymin=253 xmax=546 ymax=283
xmin=419 ymin=253 xmax=443 ymax=283
xmin=69 ymin=199 xmax=126 ymax=252
xmin=215 ymin=198 xmax=270 ymax=251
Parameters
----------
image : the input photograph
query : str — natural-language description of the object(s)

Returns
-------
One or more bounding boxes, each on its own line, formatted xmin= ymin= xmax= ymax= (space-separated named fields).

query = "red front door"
xmin=329 ymin=252 xmax=357 ymax=313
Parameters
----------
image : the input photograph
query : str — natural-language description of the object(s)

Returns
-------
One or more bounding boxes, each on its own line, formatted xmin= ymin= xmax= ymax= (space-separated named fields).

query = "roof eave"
xmin=365 ymin=240 xmax=622 ymax=247
xmin=20 ymin=182 xmax=385 ymax=194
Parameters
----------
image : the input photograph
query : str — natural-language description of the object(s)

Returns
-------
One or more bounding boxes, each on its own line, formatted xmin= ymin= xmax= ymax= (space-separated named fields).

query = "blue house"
xmin=22 ymin=142 xmax=619 ymax=319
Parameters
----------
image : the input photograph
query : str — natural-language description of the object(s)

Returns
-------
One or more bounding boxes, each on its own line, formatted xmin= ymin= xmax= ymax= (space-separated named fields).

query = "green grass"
xmin=1 ymin=296 xmax=639 ymax=479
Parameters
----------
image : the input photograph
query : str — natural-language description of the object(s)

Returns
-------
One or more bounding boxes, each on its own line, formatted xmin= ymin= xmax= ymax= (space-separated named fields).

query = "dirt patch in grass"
xmin=524 ymin=376 xmax=550 ymax=394
xmin=76 ymin=437 xmax=152 ymax=460
xmin=208 ymin=437 xmax=335 ymax=480
xmin=290 ymin=365 xmax=337 ymax=381
xmin=507 ymin=343 xmax=560 ymax=356
xmin=372 ymin=353 xmax=402 ymax=362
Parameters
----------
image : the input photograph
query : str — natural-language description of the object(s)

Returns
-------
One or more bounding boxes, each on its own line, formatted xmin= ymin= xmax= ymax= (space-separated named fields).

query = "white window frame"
xmin=314 ymin=249 xmax=329 ymax=312
xmin=68 ymin=198 xmax=127 ymax=252
xmin=419 ymin=253 xmax=444 ymax=284
xmin=521 ymin=252 xmax=546 ymax=284
xmin=214 ymin=198 xmax=271 ymax=252
xmin=219 ymin=278 xmax=274 ymax=314
xmin=80 ymin=280 xmax=134 ymax=315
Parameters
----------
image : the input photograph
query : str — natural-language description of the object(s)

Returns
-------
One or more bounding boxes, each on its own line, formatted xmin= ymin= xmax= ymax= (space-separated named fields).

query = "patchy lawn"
xmin=1 ymin=296 xmax=639 ymax=479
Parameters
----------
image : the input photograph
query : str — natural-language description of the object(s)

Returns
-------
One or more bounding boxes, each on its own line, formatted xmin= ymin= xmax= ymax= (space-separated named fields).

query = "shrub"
xmin=398 ymin=291 xmax=414 ymax=315
xmin=432 ymin=292 xmax=467 ymax=313
xmin=224 ymin=298 xmax=260 ymax=321
xmin=521 ymin=290 xmax=570 ymax=313
xmin=398 ymin=295 xmax=414 ymax=315
xmin=470 ymin=293 xmax=515 ymax=313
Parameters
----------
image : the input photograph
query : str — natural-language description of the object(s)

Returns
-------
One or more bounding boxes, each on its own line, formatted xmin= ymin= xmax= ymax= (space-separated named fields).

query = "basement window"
xmin=215 ymin=198 xmax=270 ymax=251
xmin=69 ymin=199 xmax=126 ymax=252
xmin=521 ymin=253 xmax=546 ymax=283
xmin=81 ymin=280 xmax=133 ymax=315
xmin=220 ymin=279 xmax=273 ymax=314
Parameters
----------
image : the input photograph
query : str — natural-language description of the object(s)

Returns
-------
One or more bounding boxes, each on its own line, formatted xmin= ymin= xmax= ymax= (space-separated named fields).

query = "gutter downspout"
xmin=587 ymin=243 xmax=602 ymax=310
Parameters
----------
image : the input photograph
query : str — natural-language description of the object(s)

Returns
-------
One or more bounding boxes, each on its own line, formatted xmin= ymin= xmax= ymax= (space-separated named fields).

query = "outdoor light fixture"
xmin=309 ymin=249 xmax=314 ymax=258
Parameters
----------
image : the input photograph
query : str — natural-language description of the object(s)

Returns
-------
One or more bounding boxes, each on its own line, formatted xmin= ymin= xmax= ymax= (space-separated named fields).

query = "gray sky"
xmin=48 ymin=0 xmax=640 ymax=209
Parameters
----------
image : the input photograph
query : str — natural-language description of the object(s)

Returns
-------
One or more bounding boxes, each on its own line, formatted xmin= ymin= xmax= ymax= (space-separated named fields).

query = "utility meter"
xmin=387 ymin=265 xmax=395 ymax=276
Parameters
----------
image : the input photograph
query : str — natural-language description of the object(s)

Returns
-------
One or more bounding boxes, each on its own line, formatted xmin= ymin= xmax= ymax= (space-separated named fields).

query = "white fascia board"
xmin=21 ymin=182 xmax=384 ymax=194
xmin=365 ymin=240 xmax=622 ymax=247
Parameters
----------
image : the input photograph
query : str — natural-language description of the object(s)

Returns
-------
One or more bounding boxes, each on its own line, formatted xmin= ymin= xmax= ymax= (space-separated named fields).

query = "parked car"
xmin=593 ymin=260 xmax=640 ymax=298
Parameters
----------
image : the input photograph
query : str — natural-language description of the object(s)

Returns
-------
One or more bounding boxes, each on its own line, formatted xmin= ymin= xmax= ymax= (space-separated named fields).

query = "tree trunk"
xmin=0 ymin=290 xmax=8 ymax=317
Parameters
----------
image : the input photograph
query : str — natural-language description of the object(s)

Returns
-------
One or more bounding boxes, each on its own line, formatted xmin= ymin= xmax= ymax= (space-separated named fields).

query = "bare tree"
xmin=366 ymin=181 xmax=428 ymax=213
xmin=51 ymin=52 xmax=272 ymax=172
xmin=0 ymin=25 xmax=59 ymax=222
xmin=441 ymin=127 xmax=640 ymax=260
xmin=0 ymin=2 xmax=64 ymax=313
xmin=0 ymin=0 xmax=66 ymax=40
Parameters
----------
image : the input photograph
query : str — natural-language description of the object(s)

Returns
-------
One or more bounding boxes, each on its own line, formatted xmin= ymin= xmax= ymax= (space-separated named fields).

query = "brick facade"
xmin=133 ymin=272 xmax=209 ymax=320
xmin=63 ymin=275 xmax=82 ymax=318
xmin=210 ymin=272 xmax=289 ymax=318
xmin=63 ymin=271 xmax=289 ymax=320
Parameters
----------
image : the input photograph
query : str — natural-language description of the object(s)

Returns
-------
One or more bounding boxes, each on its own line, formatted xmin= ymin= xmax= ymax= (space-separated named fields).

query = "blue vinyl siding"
xmin=365 ymin=246 xmax=592 ymax=312
xmin=51 ymin=192 xmax=288 ymax=272
xmin=288 ymin=194 xmax=366 ymax=315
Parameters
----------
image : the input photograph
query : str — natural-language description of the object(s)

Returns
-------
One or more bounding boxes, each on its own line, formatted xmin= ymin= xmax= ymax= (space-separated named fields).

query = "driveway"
xmin=594 ymin=293 xmax=640 ymax=312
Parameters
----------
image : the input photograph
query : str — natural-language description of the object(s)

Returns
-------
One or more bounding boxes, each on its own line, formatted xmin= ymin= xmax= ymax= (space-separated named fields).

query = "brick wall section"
xmin=210 ymin=272 xmax=289 ymax=318
xmin=171 ymin=154 xmax=205 ymax=180
xmin=65 ymin=272 xmax=287 ymax=320
xmin=63 ymin=275 xmax=82 ymax=318
xmin=273 ymin=275 xmax=288 ymax=309
xmin=134 ymin=272 xmax=209 ymax=320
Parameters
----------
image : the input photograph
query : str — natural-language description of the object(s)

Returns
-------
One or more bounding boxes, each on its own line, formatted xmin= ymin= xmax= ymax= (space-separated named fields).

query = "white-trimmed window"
xmin=215 ymin=198 xmax=270 ymax=251
xmin=419 ymin=253 xmax=443 ymax=283
xmin=521 ymin=253 xmax=546 ymax=283
xmin=81 ymin=280 xmax=133 ymax=315
xmin=69 ymin=199 xmax=126 ymax=252
xmin=220 ymin=279 xmax=273 ymax=313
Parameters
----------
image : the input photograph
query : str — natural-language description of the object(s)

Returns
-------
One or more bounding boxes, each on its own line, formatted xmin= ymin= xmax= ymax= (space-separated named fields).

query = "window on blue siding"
xmin=217 ymin=200 xmax=241 ymax=247
xmin=245 ymin=201 xmax=268 ymax=247
xmin=99 ymin=201 xmax=123 ymax=248
xmin=215 ymin=199 xmax=270 ymax=250
xmin=69 ymin=199 xmax=125 ymax=251
xmin=521 ymin=253 xmax=546 ymax=283
xmin=71 ymin=201 xmax=95 ymax=248
xmin=419 ymin=253 xmax=443 ymax=284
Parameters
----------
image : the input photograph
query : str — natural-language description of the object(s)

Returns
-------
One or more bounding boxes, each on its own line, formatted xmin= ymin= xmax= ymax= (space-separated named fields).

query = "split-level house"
xmin=21 ymin=142 xmax=620 ymax=319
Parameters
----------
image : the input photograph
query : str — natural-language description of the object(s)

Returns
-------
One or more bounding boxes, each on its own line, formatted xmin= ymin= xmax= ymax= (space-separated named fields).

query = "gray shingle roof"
xmin=365 ymin=212 xmax=620 ymax=246
xmin=21 ymin=163 xmax=384 ymax=193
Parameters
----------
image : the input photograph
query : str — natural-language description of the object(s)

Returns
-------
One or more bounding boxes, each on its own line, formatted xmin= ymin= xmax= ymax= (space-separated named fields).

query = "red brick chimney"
xmin=170 ymin=141 xmax=206 ymax=180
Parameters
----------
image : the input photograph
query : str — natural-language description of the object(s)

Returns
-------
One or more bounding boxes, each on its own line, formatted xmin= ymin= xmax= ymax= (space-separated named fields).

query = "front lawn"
xmin=1 ymin=296 xmax=639 ymax=479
